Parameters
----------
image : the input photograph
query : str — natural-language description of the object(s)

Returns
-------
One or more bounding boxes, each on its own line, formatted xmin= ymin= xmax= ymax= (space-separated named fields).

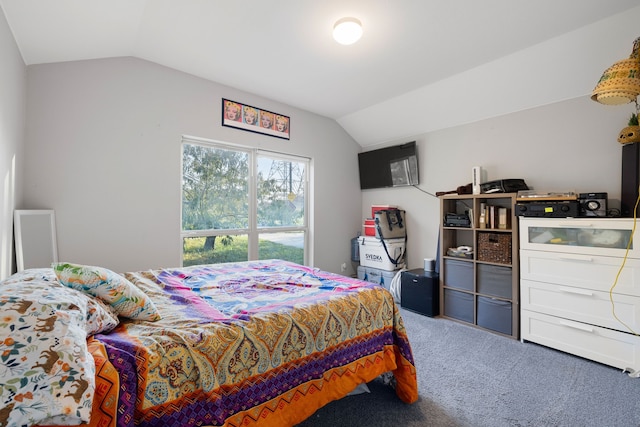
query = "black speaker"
xmin=621 ymin=143 xmax=640 ymax=218
xmin=578 ymin=192 xmax=608 ymax=217
xmin=401 ymin=269 xmax=439 ymax=317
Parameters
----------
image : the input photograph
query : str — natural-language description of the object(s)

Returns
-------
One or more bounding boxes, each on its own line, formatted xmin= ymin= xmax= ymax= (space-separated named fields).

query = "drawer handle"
xmin=557 ymin=255 xmax=594 ymax=262
xmin=559 ymin=319 xmax=594 ymax=333
xmin=561 ymin=223 xmax=594 ymax=227
xmin=558 ymin=286 xmax=594 ymax=296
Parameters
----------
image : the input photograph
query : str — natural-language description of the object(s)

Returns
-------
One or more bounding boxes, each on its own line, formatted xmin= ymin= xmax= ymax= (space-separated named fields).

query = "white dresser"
xmin=519 ymin=217 xmax=640 ymax=374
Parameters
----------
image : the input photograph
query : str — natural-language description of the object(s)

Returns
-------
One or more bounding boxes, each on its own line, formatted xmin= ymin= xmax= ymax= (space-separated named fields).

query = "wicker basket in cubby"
xmin=477 ymin=232 xmax=512 ymax=264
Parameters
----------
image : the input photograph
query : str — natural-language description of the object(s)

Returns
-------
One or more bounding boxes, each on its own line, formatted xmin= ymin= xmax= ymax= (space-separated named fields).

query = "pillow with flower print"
xmin=1 ymin=267 xmax=58 ymax=284
xmin=0 ymin=278 xmax=95 ymax=426
xmin=52 ymin=262 xmax=161 ymax=321
xmin=1 ymin=269 xmax=120 ymax=335
xmin=84 ymin=294 xmax=120 ymax=335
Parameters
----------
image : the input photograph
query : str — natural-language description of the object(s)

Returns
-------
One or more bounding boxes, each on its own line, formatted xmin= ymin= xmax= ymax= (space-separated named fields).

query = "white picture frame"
xmin=14 ymin=209 xmax=58 ymax=272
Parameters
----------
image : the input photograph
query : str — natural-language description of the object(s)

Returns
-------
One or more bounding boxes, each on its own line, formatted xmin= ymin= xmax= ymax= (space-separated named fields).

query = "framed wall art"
xmin=222 ymin=98 xmax=290 ymax=140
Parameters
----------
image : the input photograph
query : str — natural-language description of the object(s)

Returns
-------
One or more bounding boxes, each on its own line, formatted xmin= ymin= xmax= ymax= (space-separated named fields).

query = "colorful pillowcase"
xmin=0 ymin=278 xmax=96 ymax=426
xmin=1 ymin=269 xmax=120 ymax=335
xmin=52 ymin=262 xmax=161 ymax=321
xmin=1 ymin=267 xmax=58 ymax=283
xmin=0 ymin=268 xmax=120 ymax=340
xmin=85 ymin=295 xmax=120 ymax=335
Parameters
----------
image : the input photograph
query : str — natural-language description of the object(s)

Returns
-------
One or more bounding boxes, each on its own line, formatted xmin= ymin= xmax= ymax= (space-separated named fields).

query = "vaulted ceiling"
xmin=2 ymin=0 xmax=639 ymax=146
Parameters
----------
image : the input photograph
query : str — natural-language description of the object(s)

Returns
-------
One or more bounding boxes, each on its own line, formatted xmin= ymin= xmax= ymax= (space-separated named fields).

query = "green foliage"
xmin=629 ymin=113 xmax=639 ymax=126
xmin=182 ymin=144 xmax=249 ymax=231
xmin=182 ymin=144 xmax=306 ymax=260
xmin=183 ymin=236 xmax=303 ymax=266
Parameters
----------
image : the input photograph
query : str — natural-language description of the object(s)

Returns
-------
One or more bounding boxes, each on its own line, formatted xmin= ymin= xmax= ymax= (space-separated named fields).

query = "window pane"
xmin=258 ymin=232 xmax=304 ymax=264
xmin=182 ymin=144 xmax=249 ymax=231
xmin=183 ymin=235 xmax=249 ymax=266
xmin=257 ymin=156 xmax=305 ymax=228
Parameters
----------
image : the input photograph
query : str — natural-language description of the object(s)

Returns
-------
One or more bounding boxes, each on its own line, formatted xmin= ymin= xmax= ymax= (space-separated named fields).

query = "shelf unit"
xmin=439 ymin=193 xmax=519 ymax=339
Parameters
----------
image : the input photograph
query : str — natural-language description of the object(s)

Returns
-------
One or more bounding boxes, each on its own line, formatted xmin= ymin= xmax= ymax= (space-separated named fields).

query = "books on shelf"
xmin=498 ymin=207 xmax=509 ymax=229
xmin=478 ymin=204 xmax=510 ymax=230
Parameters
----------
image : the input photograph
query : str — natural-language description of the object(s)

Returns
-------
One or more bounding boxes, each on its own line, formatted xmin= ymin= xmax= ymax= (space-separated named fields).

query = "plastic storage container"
xmin=477 ymin=264 xmax=512 ymax=299
xmin=444 ymin=259 xmax=473 ymax=291
xmin=443 ymin=289 xmax=474 ymax=323
xmin=357 ymin=265 xmax=398 ymax=290
xmin=358 ymin=236 xmax=406 ymax=271
xmin=477 ymin=296 xmax=512 ymax=335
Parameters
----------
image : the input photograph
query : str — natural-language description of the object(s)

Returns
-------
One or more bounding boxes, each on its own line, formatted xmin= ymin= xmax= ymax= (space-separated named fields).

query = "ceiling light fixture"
xmin=591 ymin=36 xmax=640 ymax=106
xmin=333 ymin=17 xmax=362 ymax=45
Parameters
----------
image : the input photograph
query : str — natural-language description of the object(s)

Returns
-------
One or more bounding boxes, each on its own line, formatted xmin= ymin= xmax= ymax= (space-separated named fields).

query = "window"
xmin=181 ymin=137 xmax=309 ymax=266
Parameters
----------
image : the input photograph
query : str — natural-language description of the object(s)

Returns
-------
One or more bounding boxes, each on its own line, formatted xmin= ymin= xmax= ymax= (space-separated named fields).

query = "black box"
xmin=401 ymin=269 xmax=439 ymax=317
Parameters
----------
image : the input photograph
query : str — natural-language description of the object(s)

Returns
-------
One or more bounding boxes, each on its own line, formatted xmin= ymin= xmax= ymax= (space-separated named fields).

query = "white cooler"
xmin=358 ymin=236 xmax=406 ymax=271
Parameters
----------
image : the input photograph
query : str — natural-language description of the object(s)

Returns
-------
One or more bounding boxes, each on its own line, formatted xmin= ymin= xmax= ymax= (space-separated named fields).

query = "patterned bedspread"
xmin=58 ymin=260 xmax=418 ymax=426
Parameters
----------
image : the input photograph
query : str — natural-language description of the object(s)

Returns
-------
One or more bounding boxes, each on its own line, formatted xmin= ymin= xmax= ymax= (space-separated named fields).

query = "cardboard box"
xmin=358 ymin=236 xmax=406 ymax=271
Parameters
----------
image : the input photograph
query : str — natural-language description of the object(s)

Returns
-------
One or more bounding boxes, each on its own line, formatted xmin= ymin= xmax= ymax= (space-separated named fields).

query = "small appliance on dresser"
xmin=400 ymin=268 xmax=439 ymax=317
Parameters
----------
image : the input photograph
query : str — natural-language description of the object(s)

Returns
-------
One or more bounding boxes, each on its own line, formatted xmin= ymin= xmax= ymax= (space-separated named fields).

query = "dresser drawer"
xmin=521 ymin=279 xmax=640 ymax=331
xmin=519 ymin=218 xmax=638 ymax=258
xmin=521 ymin=310 xmax=640 ymax=372
xmin=520 ymin=249 xmax=640 ymax=297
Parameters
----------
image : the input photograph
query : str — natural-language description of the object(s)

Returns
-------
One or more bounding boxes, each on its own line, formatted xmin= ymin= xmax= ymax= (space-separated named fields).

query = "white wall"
xmin=24 ymin=57 xmax=363 ymax=274
xmin=15 ymin=8 xmax=640 ymax=278
xmin=0 ymin=5 xmax=26 ymax=279
xmin=362 ymin=94 xmax=628 ymax=270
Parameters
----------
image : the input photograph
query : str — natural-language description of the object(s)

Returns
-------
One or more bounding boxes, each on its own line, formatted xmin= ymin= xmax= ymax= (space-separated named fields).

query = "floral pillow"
xmin=84 ymin=295 xmax=120 ymax=335
xmin=1 ymin=267 xmax=58 ymax=283
xmin=0 ymin=279 xmax=96 ymax=426
xmin=53 ymin=262 xmax=161 ymax=321
xmin=2 ymin=268 xmax=120 ymax=335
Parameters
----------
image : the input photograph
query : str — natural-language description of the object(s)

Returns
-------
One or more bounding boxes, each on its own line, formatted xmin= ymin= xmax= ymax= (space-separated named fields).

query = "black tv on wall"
xmin=358 ymin=141 xmax=419 ymax=190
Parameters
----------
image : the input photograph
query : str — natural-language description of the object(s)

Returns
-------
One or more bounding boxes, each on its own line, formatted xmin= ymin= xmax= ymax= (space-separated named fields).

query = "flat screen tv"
xmin=358 ymin=141 xmax=419 ymax=190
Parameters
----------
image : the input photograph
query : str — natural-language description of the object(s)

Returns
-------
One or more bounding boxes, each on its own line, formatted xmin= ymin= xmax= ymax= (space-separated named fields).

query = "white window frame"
xmin=180 ymin=135 xmax=310 ymax=266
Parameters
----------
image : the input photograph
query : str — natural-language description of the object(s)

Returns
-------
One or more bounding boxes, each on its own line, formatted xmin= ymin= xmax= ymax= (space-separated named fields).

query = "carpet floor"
xmin=297 ymin=308 xmax=640 ymax=427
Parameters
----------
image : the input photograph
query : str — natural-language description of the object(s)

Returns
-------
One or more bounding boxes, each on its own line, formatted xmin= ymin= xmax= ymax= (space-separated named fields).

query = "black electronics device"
xmin=578 ymin=192 xmax=608 ymax=217
xmin=358 ymin=141 xmax=419 ymax=190
xmin=444 ymin=213 xmax=471 ymax=227
xmin=515 ymin=200 xmax=580 ymax=217
xmin=480 ymin=178 xmax=528 ymax=194
xmin=401 ymin=269 xmax=439 ymax=317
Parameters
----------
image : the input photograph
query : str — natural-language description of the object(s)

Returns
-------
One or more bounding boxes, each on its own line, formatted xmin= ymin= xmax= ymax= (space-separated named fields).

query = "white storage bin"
xmin=358 ymin=236 xmax=406 ymax=271
xmin=357 ymin=265 xmax=398 ymax=290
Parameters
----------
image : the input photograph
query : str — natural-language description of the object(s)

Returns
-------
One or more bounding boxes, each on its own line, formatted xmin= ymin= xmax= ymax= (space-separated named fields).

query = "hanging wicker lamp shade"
xmin=592 ymin=37 xmax=640 ymax=105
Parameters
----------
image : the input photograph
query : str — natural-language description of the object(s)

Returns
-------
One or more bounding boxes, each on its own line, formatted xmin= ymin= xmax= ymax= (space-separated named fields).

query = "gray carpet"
xmin=297 ymin=308 xmax=640 ymax=427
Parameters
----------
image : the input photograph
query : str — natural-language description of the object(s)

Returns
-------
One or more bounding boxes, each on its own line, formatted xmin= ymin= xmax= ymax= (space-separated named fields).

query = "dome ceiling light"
xmin=333 ymin=17 xmax=363 ymax=45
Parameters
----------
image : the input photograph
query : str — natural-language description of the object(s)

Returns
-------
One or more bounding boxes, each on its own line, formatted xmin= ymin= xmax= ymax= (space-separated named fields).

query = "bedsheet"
xmin=70 ymin=260 xmax=417 ymax=426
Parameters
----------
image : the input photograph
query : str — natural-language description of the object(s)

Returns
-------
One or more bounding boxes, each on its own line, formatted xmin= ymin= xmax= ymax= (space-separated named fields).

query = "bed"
xmin=0 ymin=259 xmax=418 ymax=427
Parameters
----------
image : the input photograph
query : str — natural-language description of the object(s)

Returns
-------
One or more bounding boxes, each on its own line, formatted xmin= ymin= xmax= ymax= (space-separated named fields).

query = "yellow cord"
xmin=609 ymin=185 xmax=640 ymax=336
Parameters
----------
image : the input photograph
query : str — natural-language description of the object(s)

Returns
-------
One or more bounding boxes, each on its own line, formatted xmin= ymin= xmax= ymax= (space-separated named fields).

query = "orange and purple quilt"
xmin=92 ymin=260 xmax=418 ymax=426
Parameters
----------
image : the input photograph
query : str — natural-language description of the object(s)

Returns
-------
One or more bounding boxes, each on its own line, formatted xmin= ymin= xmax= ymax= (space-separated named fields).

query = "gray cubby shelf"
xmin=439 ymin=193 xmax=519 ymax=339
